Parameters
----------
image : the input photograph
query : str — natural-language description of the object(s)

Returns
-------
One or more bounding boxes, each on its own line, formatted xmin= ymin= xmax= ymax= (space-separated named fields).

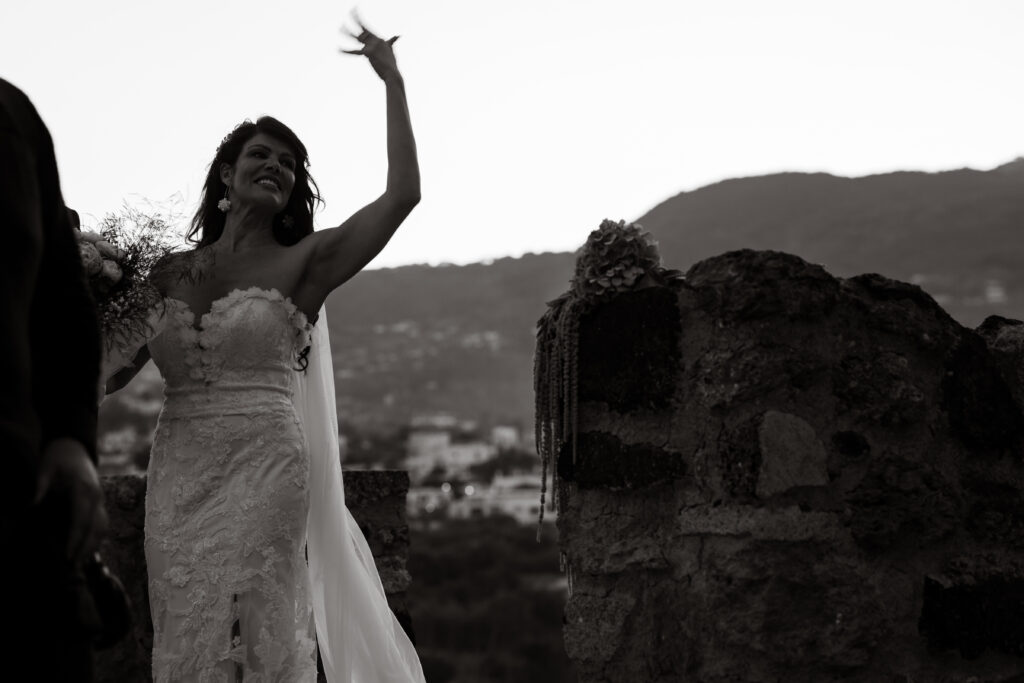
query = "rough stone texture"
xmin=756 ymin=410 xmax=829 ymax=497
xmin=557 ymin=249 xmax=1024 ymax=682
xmin=978 ymin=316 xmax=1024 ymax=427
xmin=94 ymin=470 xmax=415 ymax=683
xmin=558 ymin=431 xmax=686 ymax=490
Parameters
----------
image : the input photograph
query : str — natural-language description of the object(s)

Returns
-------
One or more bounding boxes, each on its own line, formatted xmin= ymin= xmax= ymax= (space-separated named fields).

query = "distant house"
xmin=407 ymin=472 xmax=554 ymax=526
xmin=405 ymin=429 xmax=451 ymax=482
xmin=407 ymin=486 xmax=450 ymax=516
xmin=444 ymin=441 xmax=497 ymax=475
xmin=404 ymin=413 xmax=507 ymax=483
xmin=490 ymin=425 xmax=520 ymax=450
xmin=446 ymin=473 xmax=554 ymax=525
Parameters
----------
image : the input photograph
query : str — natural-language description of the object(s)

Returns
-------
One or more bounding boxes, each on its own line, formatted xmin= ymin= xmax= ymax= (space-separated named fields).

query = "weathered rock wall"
xmin=94 ymin=470 xmax=415 ymax=682
xmin=557 ymin=250 xmax=1024 ymax=682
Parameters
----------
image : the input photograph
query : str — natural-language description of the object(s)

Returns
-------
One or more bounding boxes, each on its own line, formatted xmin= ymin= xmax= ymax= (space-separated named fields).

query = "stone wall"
xmin=557 ymin=249 xmax=1024 ymax=682
xmin=94 ymin=470 xmax=414 ymax=682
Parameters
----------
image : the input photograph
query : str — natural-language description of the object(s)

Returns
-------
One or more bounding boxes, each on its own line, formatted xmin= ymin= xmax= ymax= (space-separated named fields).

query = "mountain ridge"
xmin=323 ymin=160 xmax=1023 ymax=433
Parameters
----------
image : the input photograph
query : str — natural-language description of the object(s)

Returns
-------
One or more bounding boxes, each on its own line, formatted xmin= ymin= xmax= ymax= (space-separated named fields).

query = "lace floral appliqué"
xmin=145 ymin=287 xmax=317 ymax=682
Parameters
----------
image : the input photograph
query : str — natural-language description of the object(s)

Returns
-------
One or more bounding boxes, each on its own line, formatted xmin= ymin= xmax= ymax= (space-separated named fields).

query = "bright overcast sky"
xmin=2 ymin=0 xmax=1021 ymax=269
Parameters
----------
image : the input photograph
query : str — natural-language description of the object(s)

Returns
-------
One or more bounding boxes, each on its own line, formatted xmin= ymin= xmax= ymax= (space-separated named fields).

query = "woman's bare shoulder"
xmin=149 ymin=249 xmax=202 ymax=295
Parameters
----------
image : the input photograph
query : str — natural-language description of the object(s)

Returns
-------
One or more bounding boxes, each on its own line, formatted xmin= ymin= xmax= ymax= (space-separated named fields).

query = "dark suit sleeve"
xmin=27 ymin=140 xmax=102 ymax=465
xmin=0 ymin=80 xmax=102 ymax=478
xmin=29 ymin=201 xmax=102 ymax=463
xmin=0 ymin=106 xmax=44 ymax=512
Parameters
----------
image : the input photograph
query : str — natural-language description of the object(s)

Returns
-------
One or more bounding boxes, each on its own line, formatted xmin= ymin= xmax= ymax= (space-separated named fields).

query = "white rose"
xmin=78 ymin=230 xmax=103 ymax=244
xmin=79 ymin=242 xmax=103 ymax=276
xmin=100 ymin=258 xmax=123 ymax=284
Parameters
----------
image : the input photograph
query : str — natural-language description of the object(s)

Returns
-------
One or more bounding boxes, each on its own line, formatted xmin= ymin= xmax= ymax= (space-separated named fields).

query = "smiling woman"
xmin=102 ymin=12 xmax=425 ymax=683
xmin=235 ymin=136 xmax=296 ymax=204
xmin=188 ymin=117 xmax=318 ymax=249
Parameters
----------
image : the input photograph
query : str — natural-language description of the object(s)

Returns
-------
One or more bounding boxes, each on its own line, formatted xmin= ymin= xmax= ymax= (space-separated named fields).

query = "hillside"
xmin=324 ymin=160 xmax=1023 ymax=433
xmin=638 ymin=161 xmax=1024 ymax=305
xmin=101 ymin=160 xmax=1024 ymax=440
xmin=323 ymin=252 xmax=576 ymax=433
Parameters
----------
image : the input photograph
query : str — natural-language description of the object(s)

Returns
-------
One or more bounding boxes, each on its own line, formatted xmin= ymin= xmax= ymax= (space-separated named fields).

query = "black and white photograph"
xmin=2 ymin=1 xmax=1022 ymax=681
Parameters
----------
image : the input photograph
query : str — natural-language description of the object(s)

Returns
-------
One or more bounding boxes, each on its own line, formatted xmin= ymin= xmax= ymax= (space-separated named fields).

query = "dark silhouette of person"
xmin=0 ymin=76 xmax=108 ymax=681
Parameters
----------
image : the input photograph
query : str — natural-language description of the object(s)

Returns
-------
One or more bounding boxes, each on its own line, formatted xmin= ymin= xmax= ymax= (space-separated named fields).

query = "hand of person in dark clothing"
xmin=35 ymin=437 xmax=108 ymax=564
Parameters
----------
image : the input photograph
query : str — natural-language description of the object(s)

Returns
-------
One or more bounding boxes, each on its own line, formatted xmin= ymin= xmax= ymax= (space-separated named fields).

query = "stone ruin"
xmin=553 ymin=249 xmax=1024 ymax=682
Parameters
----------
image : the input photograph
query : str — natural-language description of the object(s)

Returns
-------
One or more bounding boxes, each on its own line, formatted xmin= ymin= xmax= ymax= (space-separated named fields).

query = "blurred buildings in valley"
xmin=97 ymin=394 xmax=552 ymax=527
xmin=444 ymin=472 xmax=550 ymax=525
xmin=97 ymin=362 xmax=163 ymax=476
xmin=402 ymin=413 xmax=551 ymax=526
xmin=408 ymin=473 xmax=551 ymax=526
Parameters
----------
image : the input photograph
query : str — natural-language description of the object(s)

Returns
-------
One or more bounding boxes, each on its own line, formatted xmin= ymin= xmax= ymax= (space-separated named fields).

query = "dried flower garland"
xmin=534 ymin=219 xmax=682 ymax=537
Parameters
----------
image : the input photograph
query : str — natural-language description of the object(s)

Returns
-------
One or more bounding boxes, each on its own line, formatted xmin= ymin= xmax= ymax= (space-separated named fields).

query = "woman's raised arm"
xmin=304 ymin=14 xmax=420 ymax=298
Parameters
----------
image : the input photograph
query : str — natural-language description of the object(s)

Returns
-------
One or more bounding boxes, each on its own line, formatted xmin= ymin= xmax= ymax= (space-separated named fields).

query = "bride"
xmin=105 ymin=15 xmax=423 ymax=683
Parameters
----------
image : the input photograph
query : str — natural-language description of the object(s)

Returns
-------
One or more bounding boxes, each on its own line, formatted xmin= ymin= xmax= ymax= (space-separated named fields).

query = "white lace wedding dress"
xmin=143 ymin=286 xmax=424 ymax=683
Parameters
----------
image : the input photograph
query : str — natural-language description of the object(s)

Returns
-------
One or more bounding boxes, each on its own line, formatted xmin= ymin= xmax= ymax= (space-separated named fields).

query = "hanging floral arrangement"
xmin=534 ymin=219 xmax=683 ymax=535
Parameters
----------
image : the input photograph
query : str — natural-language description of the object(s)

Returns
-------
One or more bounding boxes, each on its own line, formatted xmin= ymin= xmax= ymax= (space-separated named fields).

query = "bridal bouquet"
xmin=75 ymin=206 xmax=180 ymax=381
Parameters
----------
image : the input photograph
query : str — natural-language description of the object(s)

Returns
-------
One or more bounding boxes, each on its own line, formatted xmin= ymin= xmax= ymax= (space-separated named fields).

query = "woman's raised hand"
xmin=341 ymin=10 xmax=401 ymax=82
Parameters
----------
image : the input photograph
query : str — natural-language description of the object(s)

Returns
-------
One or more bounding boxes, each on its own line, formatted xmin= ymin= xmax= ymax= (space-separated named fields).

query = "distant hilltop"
xmin=101 ymin=159 xmax=1024 ymax=443
xmin=323 ymin=159 xmax=1023 ymax=433
xmin=994 ymin=156 xmax=1024 ymax=173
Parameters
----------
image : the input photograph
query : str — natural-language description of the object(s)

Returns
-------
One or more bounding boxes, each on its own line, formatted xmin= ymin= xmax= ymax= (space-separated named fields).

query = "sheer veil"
xmin=295 ymin=306 xmax=426 ymax=683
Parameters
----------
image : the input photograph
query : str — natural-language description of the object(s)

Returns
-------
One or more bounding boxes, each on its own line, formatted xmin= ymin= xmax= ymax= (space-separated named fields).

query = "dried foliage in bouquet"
xmin=534 ymin=219 xmax=683 ymax=535
xmin=76 ymin=206 xmax=183 ymax=378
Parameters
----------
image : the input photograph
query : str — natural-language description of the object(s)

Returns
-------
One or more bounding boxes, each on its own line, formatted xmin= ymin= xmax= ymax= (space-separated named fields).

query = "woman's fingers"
xmin=339 ymin=34 xmax=397 ymax=56
xmin=350 ymin=8 xmax=374 ymax=38
xmin=348 ymin=9 xmax=380 ymax=42
xmin=340 ymin=23 xmax=378 ymax=53
xmin=339 ymin=11 xmax=397 ymax=61
xmin=339 ymin=24 xmax=367 ymax=55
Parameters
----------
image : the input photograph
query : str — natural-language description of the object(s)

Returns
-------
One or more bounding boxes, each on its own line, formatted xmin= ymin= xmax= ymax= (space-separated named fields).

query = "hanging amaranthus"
xmin=534 ymin=219 xmax=680 ymax=540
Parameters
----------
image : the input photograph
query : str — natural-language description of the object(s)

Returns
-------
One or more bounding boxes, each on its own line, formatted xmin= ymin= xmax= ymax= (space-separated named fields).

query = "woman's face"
xmin=223 ymin=132 xmax=298 ymax=213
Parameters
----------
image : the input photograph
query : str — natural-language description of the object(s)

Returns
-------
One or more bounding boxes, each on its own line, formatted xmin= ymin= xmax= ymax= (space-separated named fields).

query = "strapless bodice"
xmin=148 ymin=286 xmax=312 ymax=419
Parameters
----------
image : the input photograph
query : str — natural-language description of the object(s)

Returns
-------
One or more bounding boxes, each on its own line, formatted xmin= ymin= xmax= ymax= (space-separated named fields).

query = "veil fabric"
xmin=295 ymin=306 xmax=426 ymax=683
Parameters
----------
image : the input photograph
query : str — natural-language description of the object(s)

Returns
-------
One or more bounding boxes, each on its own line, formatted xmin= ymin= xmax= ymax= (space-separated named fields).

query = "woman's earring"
xmin=281 ymin=215 xmax=295 ymax=230
xmin=217 ymin=187 xmax=231 ymax=213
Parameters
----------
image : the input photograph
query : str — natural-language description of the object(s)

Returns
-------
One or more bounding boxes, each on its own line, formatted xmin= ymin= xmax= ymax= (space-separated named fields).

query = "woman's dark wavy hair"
xmin=187 ymin=116 xmax=323 ymax=248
